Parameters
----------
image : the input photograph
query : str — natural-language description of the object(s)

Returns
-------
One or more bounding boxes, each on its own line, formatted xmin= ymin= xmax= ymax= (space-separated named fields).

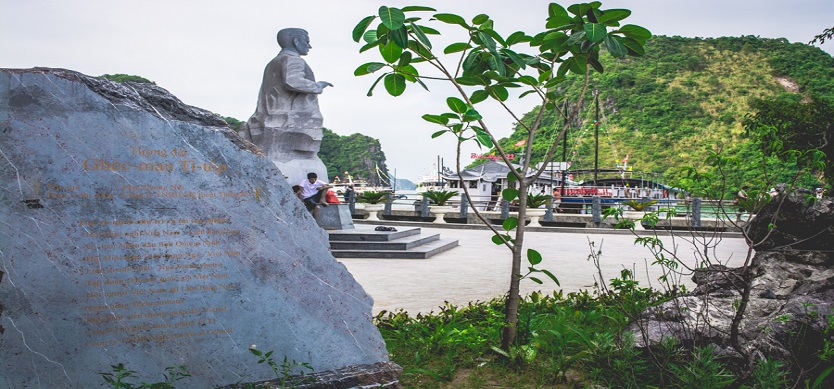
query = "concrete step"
xmin=330 ymin=233 xmax=440 ymax=250
xmin=328 ymin=226 xmax=421 ymax=242
xmin=332 ymin=238 xmax=459 ymax=259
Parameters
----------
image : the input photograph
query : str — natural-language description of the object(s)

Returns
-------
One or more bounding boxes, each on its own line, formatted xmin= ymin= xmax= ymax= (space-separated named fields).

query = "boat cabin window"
xmin=469 ymin=181 xmax=478 ymax=189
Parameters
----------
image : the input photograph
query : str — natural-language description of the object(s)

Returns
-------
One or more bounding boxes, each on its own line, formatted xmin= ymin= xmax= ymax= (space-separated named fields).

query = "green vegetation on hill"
xmin=488 ymin=35 xmax=834 ymax=192
xmin=319 ymin=128 xmax=389 ymax=184
xmin=100 ymin=74 xmax=155 ymax=84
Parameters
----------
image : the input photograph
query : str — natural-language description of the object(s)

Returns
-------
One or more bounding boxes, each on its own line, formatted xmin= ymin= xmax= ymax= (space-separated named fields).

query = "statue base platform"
xmin=317 ymin=204 xmax=355 ymax=230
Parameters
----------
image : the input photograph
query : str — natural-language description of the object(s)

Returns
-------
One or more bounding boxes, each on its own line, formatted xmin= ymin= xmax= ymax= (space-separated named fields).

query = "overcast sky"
xmin=2 ymin=0 xmax=832 ymax=181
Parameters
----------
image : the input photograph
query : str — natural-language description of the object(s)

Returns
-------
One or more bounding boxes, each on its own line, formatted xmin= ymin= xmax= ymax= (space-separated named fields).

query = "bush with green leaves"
xmin=99 ymin=363 xmax=190 ymax=389
xmin=622 ymin=198 xmax=657 ymax=211
xmin=422 ymin=190 xmax=457 ymax=206
xmin=354 ymin=1 xmax=650 ymax=350
xmin=247 ymin=346 xmax=314 ymax=388
xmin=358 ymin=190 xmax=389 ymax=204
xmin=525 ymin=193 xmax=551 ymax=208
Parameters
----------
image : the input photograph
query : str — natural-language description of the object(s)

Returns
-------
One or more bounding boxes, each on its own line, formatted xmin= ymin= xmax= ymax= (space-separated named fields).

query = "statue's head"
xmin=277 ymin=28 xmax=310 ymax=55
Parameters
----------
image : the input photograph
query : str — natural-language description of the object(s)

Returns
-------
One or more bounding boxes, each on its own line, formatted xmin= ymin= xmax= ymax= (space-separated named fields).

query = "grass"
xmin=375 ymin=274 xmax=832 ymax=388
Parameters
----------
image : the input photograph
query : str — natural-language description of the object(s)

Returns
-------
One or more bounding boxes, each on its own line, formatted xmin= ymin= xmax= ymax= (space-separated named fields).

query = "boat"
xmin=331 ymin=165 xmax=394 ymax=196
xmin=415 ymin=174 xmax=445 ymax=193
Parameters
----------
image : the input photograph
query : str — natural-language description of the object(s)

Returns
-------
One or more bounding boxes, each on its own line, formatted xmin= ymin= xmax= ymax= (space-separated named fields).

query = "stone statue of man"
xmin=240 ymin=28 xmax=333 ymax=185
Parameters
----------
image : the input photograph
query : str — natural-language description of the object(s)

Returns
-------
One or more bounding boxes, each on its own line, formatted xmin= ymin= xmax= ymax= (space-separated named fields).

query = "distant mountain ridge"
xmin=489 ymin=35 xmax=834 ymax=188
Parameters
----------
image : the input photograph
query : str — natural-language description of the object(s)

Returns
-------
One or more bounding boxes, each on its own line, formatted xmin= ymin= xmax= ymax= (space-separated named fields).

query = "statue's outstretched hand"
xmin=318 ymin=81 xmax=334 ymax=89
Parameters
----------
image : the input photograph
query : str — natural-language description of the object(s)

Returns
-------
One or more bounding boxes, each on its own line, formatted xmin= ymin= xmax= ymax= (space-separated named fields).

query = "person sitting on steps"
xmin=300 ymin=172 xmax=331 ymax=218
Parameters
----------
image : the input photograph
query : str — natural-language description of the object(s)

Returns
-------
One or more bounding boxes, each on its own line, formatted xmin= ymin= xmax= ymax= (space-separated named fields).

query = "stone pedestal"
xmin=316 ymin=204 xmax=355 ymax=230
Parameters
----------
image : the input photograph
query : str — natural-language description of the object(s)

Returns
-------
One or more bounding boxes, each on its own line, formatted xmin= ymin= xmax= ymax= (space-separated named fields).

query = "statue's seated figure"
xmin=240 ymin=28 xmax=332 ymax=185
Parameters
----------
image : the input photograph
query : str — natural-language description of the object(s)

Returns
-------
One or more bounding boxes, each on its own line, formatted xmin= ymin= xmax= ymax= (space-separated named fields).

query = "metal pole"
xmin=437 ymin=155 xmax=441 ymax=189
xmin=560 ymin=100 xmax=568 ymax=196
xmin=441 ymin=157 xmax=445 ymax=188
xmin=593 ymin=89 xmax=600 ymax=184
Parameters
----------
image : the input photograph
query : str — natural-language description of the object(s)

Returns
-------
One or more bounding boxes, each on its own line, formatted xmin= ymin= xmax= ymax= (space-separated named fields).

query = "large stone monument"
xmin=0 ymin=68 xmax=397 ymax=388
xmin=240 ymin=28 xmax=332 ymax=187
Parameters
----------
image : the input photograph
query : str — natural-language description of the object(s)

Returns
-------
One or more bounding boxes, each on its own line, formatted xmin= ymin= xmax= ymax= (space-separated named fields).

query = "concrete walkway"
xmin=337 ymin=223 xmax=751 ymax=315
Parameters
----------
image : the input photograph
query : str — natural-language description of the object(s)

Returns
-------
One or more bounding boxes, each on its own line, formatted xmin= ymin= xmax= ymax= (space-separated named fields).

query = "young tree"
xmin=353 ymin=2 xmax=650 ymax=349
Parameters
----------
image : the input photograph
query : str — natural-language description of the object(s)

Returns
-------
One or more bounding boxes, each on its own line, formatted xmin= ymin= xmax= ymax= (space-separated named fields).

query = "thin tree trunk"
xmin=501 ymin=181 xmax=528 ymax=349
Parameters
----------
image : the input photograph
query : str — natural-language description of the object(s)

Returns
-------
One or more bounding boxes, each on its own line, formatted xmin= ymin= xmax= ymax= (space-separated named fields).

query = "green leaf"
xmin=502 ymin=188 xmax=519 ymax=201
xmin=529 ymin=276 xmax=543 ymax=284
xmin=444 ymin=42 xmax=472 ymax=54
xmin=416 ymin=24 xmax=440 ymax=35
xmin=462 ymin=50 xmax=484 ymax=74
xmin=604 ymin=35 xmax=627 ymax=57
xmin=567 ymin=3 xmax=592 ymax=17
xmin=618 ymin=36 xmax=646 ymax=56
xmin=588 ymin=55 xmax=604 ymax=73
xmin=398 ymin=64 xmax=419 ymax=82
xmin=502 ymin=216 xmax=519 ymax=231
xmin=491 ymin=234 xmax=505 ymax=245
xmin=422 ymin=114 xmax=449 ymax=125
xmin=410 ymin=22 xmax=432 ymax=49
xmin=598 ymin=9 xmax=631 ymax=25
xmin=433 ymin=13 xmax=468 ymax=27
xmin=568 ymin=55 xmax=587 ymax=75
xmin=352 ymin=16 xmax=375 ymax=42
xmin=566 ymin=30 xmax=586 ymax=46
xmin=540 ymin=269 xmax=560 ymax=286
xmin=379 ymin=6 xmax=406 ymax=30
xmin=545 ymin=14 xmax=575 ymax=30
xmin=407 ymin=40 xmax=434 ymax=60
xmin=474 ymin=128 xmax=493 ymax=148
xmin=519 ymin=90 xmax=537 ymax=98
xmin=487 ymin=85 xmax=509 ymax=101
xmin=556 ymin=58 xmax=572 ymax=77
xmin=456 ymin=75 xmax=486 ymax=86
xmin=518 ymin=75 xmax=538 ymax=86
xmin=548 ymin=3 xmax=568 ymax=18
xmin=402 ymin=6 xmax=436 ymax=12
xmin=362 ymin=30 xmax=378 ymax=44
xmin=506 ymin=31 xmax=528 ymax=46
xmin=472 ymin=14 xmax=489 ymax=25
xmin=446 ymin=97 xmax=467 ymax=113
xmin=463 ymin=108 xmax=482 ymax=121
xmin=500 ymin=48 xmax=526 ymax=69
xmin=431 ymin=129 xmax=446 ymax=138
xmin=584 ymin=23 xmax=606 ymax=42
xmin=477 ymin=32 xmax=497 ymax=53
xmin=527 ymin=249 xmax=542 ymax=265
xmin=365 ymin=74 xmax=385 ymax=96
xmin=380 ymin=41 xmax=403 ymax=63
xmin=478 ymin=19 xmax=495 ymax=32
xmin=506 ymin=171 xmax=518 ymax=183
xmin=384 ymin=73 xmax=406 ymax=96
xmin=470 ymin=89 xmax=489 ymax=104
xmin=618 ymin=24 xmax=652 ymax=43
xmin=389 ymin=26 xmax=409 ymax=49
xmin=543 ymin=75 xmax=566 ymax=88
xmin=397 ymin=51 xmax=412 ymax=67
xmin=354 ymin=62 xmax=386 ymax=76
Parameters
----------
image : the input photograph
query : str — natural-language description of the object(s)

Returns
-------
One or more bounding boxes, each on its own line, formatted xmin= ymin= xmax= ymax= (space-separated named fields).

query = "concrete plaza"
xmin=337 ymin=224 xmax=751 ymax=315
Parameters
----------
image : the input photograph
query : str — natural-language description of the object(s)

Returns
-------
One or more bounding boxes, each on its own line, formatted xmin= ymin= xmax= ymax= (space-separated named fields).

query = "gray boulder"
xmin=0 ymin=68 xmax=395 ymax=388
xmin=628 ymin=190 xmax=834 ymax=375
